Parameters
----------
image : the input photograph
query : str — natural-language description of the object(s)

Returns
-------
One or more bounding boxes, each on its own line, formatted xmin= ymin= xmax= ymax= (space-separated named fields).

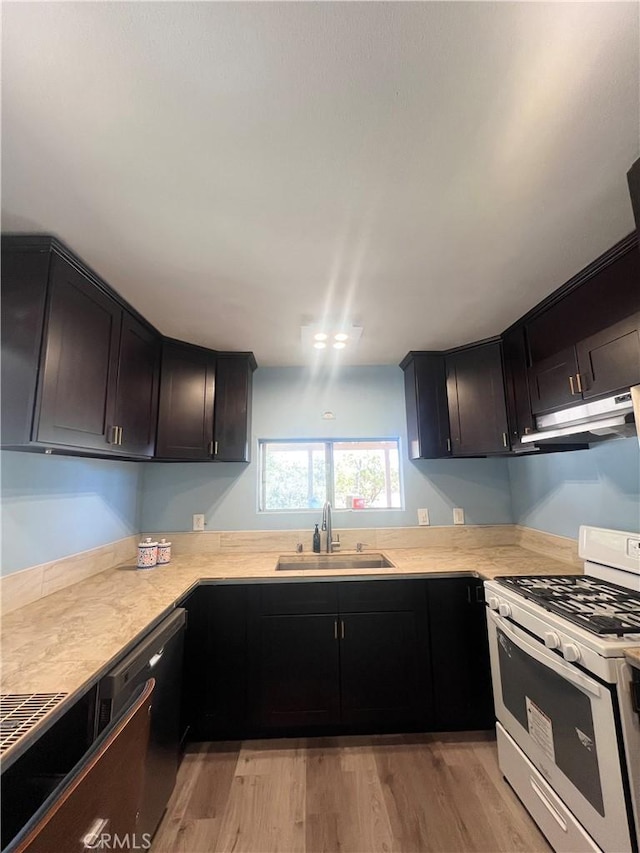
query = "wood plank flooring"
xmin=153 ymin=733 xmax=551 ymax=853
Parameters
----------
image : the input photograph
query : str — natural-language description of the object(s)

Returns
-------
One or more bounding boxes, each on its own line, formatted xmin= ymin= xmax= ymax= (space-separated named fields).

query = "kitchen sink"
xmin=276 ymin=553 xmax=395 ymax=571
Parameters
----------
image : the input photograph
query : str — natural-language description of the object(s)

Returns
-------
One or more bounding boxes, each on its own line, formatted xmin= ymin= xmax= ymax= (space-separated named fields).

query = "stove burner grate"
xmin=495 ymin=575 xmax=640 ymax=636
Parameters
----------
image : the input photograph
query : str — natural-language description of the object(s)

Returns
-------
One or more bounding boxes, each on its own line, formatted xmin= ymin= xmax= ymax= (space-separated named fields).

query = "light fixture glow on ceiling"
xmin=301 ymin=323 xmax=363 ymax=354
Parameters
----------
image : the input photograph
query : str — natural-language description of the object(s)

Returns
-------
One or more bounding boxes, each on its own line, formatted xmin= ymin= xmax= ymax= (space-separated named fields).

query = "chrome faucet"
xmin=321 ymin=501 xmax=340 ymax=553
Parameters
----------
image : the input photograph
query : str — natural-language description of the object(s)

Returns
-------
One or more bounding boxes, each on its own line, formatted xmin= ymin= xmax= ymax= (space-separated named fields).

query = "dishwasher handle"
xmin=99 ymin=609 xmax=185 ymax=699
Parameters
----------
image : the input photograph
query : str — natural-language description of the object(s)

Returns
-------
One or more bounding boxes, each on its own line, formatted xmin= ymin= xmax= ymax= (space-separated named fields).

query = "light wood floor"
xmin=153 ymin=732 xmax=551 ymax=853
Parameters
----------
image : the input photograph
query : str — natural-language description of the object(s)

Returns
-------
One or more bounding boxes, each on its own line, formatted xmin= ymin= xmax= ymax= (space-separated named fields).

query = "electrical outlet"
xmin=453 ymin=508 xmax=465 ymax=525
xmin=192 ymin=514 xmax=205 ymax=531
xmin=627 ymin=538 xmax=640 ymax=559
xmin=417 ymin=508 xmax=430 ymax=526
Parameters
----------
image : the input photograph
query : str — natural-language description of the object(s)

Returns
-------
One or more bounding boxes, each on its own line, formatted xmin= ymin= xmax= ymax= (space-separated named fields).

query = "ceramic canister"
xmin=137 ymin=537 xmax=158 ymax=569
xmin=157 ymin=538 xmax=172 ymax=564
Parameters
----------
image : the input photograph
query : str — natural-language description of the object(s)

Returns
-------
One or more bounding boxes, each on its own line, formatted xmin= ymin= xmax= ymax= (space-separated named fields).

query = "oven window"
xmin=497 ymin=628 xmax=604 ymax=815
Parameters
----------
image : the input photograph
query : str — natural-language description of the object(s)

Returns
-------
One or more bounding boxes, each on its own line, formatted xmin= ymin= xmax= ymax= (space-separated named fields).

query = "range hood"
xmin=520 ymin=391 xmax=636 ymax=445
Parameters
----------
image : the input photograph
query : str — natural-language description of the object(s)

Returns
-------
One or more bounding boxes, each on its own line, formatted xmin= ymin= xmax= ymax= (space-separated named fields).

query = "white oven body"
xmin=487 ymin=608 xmax=635 ymax=853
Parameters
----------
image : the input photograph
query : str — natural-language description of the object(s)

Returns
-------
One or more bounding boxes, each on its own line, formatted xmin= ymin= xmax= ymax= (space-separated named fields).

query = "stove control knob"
xmin=487 ymin=596 xmax=500 ymax=611
xmin=563 ymin=644 xmax=581 ymax=663
xmin=544 ymin=632 xmax=561 ymax=650
xmin=498 ymin=602 xmax=512 ymax=618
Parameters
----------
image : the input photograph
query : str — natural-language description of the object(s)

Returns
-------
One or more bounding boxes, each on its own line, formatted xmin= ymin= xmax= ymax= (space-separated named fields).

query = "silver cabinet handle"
xmin=149 ymin=647 xmax=164 ymax=668
xmin=214 ymin=440 xmax=219 ymax=456
xmin=208 ymin=440 xmax=214 ymax=456
xmin=502 ymin=432 xmax=508 ymax=448
xmin=446 ymin=438 xmax=451 ymax=452
xmin=575 ymin=373 xmax=583 ymax=393
xmin=334 ymin=620 xmax=338 ymax=640
xmin=341 ymin=620 xmax=345 ymax=640
xmin=118 ymin=426 xmax=123 ymax=446
xmin=82 ymin=817 xmax=110 ymax=849
xmin=109 ymin=425 xmax=119 ymax=445
xmin=569 ymin=375 xmax=576 ymax=395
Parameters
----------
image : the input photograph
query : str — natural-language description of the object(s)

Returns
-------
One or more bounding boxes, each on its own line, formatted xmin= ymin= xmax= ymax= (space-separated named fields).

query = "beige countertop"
xmin=0 ymin=543 xmax=582 ymax=765
xmin=626 ymin=647 xmax=640 ymax=669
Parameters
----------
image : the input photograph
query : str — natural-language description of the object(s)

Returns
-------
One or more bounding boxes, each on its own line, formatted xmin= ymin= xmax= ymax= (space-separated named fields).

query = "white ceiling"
xmin=2 ymin=2 xmax=638 ymax=367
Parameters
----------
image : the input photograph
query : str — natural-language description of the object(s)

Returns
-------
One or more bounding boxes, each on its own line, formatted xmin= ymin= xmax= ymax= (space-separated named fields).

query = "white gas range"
xmin=484 ymin=526 xmax=640 ymax=853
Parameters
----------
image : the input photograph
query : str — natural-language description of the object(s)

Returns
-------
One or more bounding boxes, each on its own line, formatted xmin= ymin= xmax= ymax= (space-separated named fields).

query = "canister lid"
xmin=159 ymin=538 xmax=172 ymax=546
xmin=138 ymin=537 xmax=158 ymax=547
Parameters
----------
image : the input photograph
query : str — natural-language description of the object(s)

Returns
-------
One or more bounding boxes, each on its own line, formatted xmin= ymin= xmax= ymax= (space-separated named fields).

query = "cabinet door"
xmin=576 ymin=314 xmax=640 ymax=400
xmin=213 ymin=355 xmax=255 ymax=462
xmin=37 ymin=256 xmax=121 ymax=451
xmin=156 ymin=342 xmax=216 ymax=459
xmin=502 ymin=325 xmax=535 ymax=447
xmin=528 ymin=345 xmax=580 ymax=415
xmin=402 ymin=354 xmax=451 ymax=459
xmin=628 ymin=158 xmax=640 ymax=233
xmin=427 ymin=578 xmax=494 ymax=730
xmin=113 ymin=313 xmax=160 ymax=457
xmin=339 ymin=610 xmax=429 ymax=728
xmin=181 ymin=585 xmax=248 ymax=740
xmin=446 ymin=342 xmax=509 ymax=455
xmin=249 ymin=613 xmax=341 ymax=730
xmin=0 ymin=247 xmax=49 ymax=447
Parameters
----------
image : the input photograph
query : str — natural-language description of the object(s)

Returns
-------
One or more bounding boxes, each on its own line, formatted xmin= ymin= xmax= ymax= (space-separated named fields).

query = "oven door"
xmin=487 ymin=608 xmax=634 ymax=853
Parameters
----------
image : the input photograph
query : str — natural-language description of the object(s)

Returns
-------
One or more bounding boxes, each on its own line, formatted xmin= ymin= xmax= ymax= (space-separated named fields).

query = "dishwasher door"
xmin=96 ymin=608 xmax=186 ymax=840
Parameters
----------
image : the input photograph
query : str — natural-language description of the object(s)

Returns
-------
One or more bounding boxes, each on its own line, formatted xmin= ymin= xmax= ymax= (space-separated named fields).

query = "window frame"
xmin=258 ymin=437 xmax=403 ymax=513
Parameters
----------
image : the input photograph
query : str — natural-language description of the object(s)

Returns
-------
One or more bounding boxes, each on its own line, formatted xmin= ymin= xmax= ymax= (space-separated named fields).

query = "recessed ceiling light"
xmin=301 ymin=323 xmax=363 ymax=353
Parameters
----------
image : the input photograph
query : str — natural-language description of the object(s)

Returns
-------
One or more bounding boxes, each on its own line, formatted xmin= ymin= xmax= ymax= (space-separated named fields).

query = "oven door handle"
xmin=489 ymin=610 xmax=601 ymax=698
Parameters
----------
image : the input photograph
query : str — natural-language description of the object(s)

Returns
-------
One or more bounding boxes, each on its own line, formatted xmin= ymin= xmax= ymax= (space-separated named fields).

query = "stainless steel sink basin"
xmin=276 ymin=553 xmax=395 ymax=571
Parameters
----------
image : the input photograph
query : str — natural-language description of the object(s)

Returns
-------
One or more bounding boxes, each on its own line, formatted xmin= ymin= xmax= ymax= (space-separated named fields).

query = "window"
xmin=259 ymin=439 xmax=402 ymax=511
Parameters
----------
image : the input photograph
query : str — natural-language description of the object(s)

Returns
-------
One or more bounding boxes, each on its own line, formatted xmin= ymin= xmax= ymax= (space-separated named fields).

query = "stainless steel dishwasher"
xmin=96 ymin=608 xmax=186 ymax=840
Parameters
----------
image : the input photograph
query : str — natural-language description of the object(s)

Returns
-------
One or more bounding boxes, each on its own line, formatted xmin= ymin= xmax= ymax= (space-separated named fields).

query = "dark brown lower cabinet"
xmin=181 ymin=577 xmax=493 ymax=741
xmin=250 ymin=613 xmax=341 ymax=730
xmin=180 ymin=584 xmax=249 ymax=741
xmin=340 ymin=610 xmax=428 ymax=727
xmin=427 ymin=577 xmax=494 ymax=731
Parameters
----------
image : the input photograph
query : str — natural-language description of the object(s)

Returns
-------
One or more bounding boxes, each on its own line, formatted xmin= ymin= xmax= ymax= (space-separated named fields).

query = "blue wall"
xmin=3 ymin=366 xmax=638 ymax=577
xmin=140 ymin=366 xmax=514 ymax=533
xmin=0 ymin=452 xmax=142 ymax=575
xmin=508 ymin=437 xmax=640 ymax=538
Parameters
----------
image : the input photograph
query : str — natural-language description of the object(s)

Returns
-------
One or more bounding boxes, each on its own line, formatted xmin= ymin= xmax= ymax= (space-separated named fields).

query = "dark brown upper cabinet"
xmin=526 ymin=234 xmax=640 ymax=415
xmin=1 ymin=236 xmax=160 ymax=458
xmin=528 ymin=345 xmax=580 ymax=415
xmin=446 ymin=341 xmax=510 ymax=456
xmin=400 ymin=353 xmax=451 ymax=459
xmin=575 ymin=314 xmax=640 ymax=401
xmin=115 ymin=313 xmax=161 ymax=457
xmin=502 ymin=324 xmax=535 ymax=448
xmin=156 ymin=342 xmax=256 ymax=462
xmin=213 ymin=353 xmax=256 ymax=462
xmin=628 ymin=158 xmax=640 ymax=235
xmin=156 ymin=341 xmax=217 ymax=460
